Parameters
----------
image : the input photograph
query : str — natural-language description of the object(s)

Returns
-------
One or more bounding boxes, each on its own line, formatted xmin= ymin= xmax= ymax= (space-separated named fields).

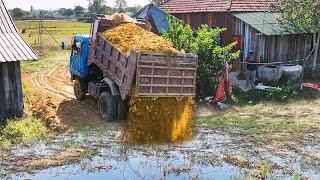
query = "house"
xmin=159 ymin=0 xmax=315 ymax=63
xmin=0 ymin=0 xmax=38 ymax=121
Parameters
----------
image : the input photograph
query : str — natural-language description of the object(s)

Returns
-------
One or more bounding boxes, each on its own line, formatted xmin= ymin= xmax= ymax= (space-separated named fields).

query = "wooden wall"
xmin=173 ymin=12 xmax=315 ymax=63
xmin=173 ymin=12 xmax=239 ymax=46
xmin=246 ymin=25 xmax=313 ymax=63
xmin=0 ymin=62 xmax=24 ymax=122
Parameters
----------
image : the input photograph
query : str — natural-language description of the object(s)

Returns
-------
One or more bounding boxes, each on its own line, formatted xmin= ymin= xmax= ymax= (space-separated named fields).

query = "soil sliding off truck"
xmin=70 ymin=14 xmax=198 ymax=121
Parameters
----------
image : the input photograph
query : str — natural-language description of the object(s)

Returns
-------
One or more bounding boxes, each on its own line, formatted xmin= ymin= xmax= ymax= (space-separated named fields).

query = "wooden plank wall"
xmin=0 ymin=62 xmax=24 ymax=122
xmin=173 ymin=12 xmax=238 ymax=46
xmin=173 ymin=12 xmax=315 ymax=63
xmin=248 ymin=27 xmax=313 ymax=62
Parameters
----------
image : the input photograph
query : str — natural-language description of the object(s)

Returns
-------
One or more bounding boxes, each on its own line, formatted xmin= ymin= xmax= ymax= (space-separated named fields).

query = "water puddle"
xmin=4 ymin=128 xmax=320 ymax=179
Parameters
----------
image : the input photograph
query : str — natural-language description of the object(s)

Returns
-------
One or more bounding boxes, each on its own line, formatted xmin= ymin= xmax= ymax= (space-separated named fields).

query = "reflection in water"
xmin=126 ymin=96 xmax=195 ymax=144
xmin=8 ymin=129 xmax=320 ymax=179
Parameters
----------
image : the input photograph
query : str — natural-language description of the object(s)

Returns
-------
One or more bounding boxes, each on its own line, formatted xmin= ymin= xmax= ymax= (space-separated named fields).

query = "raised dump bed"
xmin=71 ymin=14 xmax=198 ymax=122
xmin=89 ymin=25 xmax=198 ymax=100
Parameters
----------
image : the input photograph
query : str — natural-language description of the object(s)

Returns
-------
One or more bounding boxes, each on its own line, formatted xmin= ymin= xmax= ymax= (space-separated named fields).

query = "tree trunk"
xmin=312 ymin=32 xmax=320 ymax=71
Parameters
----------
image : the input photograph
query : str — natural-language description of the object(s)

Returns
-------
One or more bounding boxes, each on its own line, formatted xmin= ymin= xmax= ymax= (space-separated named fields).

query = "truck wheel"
xmin=98 ymin=92 xmax=116 ymax=122
xmin=74 ymin=79 xmax=86 ymax=100
xmin=116 ymin=96 xmax=128 ymax=120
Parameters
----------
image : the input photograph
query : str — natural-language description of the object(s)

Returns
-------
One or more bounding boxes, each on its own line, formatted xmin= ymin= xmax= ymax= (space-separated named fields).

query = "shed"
xmin=159 ymin=0 xmax=316 ymax=63
xmin=232 ymin=12 xmax=313 ymax=62
xmin=0 ymin=0 xmax=38 ymax=121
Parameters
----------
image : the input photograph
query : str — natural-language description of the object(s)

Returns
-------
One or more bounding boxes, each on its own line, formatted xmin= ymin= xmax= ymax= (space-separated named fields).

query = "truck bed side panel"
xmin=136 ymin=51 xmax=198 ymax=98
xmin=90 ymin=33 xmax=137 ymax=99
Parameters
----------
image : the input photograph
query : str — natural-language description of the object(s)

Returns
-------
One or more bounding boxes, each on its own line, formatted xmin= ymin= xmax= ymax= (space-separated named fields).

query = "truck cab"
xmin=70 ymin=35 xmax=90 ymax=81
xmin=70 ymin=34 xmax=128 ymax=121
xmin=70 ymin=35 xmax=92 ymax=101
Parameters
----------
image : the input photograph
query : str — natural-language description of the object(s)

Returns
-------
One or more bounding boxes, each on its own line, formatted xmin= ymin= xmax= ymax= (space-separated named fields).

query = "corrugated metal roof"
xmin=232 ymin=12 xmax=291 ymax=36
xmin=0 ymin=0 xmax=38 ymax=63
xmin=159 ymin=0 xmax=277 ymax=14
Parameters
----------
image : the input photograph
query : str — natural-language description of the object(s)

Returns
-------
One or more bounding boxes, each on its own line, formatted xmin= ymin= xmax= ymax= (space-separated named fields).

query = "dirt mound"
xmin=103 ymin=23 xmax=179 ymax=55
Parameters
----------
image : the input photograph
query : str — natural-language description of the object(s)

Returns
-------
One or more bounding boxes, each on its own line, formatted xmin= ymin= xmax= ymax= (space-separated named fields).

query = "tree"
xmin=162 ymin=19 xmax=240 ymax=98
xmin=88 ymin=0 xmax=113 ymax=14
xmin=11 ymin=8 xmax=26 ymax=19
xmin=74 ymin=5 xmax=85 ymax=17
xmin=57 ymin=8 xmax=74 ymax=17
xmin=30 ymin=6 xmax=34 ymax=17
xmin=115 ymin=0 xmax=127 ymax=13
xmin=126 ymin=5 xmax=142 ymax=14
xmin=273 ymin=0 xmax=320 ymax=71
xmin=150 ymin=0 xmax=166 ymax=6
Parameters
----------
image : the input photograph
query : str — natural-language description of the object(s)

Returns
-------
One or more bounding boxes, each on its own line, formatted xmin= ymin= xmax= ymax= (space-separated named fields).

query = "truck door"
xmin=70 ymin=39 xmax=82 ymax=79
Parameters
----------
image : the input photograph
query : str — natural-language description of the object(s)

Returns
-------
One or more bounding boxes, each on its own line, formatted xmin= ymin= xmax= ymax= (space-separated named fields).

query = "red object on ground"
xmin=302 ymin=83 xmax=320 ymax=91
xmin=211 ymin=63 xmax=232 ymax=104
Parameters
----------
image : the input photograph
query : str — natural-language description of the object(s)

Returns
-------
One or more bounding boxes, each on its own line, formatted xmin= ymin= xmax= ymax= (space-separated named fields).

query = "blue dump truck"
xmin=69 ymin=14 xmax=198 ymax=121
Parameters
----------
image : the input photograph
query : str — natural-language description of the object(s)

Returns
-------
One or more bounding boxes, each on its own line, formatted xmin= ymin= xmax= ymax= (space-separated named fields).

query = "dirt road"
xmin=23 ymin=65 xmax=119 ymax=132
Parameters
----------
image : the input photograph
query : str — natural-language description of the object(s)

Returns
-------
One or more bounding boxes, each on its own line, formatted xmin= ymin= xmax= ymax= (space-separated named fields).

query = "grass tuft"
xmin=0 ymin=117 xmax=48 ymax=147
xmin=196 ymin=113 xmax=314 ymax=144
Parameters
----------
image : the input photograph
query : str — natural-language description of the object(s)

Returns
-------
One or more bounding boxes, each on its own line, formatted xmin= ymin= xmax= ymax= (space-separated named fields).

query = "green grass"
xmin=0 ymin=117 xmax=48 ymax=147
xmin=197 ymin=115 xmax=312 ymax=138
xmin=15 ymin=20 xmax=89 ymax=72
xmin=230 ymin=85 xmax=317 ymax=105
xmin=21 ymin=51 xmax=69 ymax=72
xmin=14 ymin=20 xmax=89 ymax=72
xmin=15 ymin=20 xmax=91 ymax=57
xmin=196 ymin=100 xmax=319 ymax=146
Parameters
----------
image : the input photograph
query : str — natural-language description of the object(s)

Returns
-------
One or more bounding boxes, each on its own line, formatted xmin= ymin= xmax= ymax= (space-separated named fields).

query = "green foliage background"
xmin=272 ymin=0 xmax=320 ymax=71
xmin=162 ymin=19 xmax=240 ymax=98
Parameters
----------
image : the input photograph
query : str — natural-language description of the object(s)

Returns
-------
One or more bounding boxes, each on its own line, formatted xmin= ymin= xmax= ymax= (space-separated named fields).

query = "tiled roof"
xmin=0 ymin=0 xmax=38 ymax=63
xmin=159 ymin=0 xmax=278 ymax=13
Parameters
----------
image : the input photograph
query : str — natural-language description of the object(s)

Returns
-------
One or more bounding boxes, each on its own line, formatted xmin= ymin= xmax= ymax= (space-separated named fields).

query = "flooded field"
xmin=1 ymin=65 xmax=318 ymax=179
xmin=3 ymin=127 xmax=319 ymax=179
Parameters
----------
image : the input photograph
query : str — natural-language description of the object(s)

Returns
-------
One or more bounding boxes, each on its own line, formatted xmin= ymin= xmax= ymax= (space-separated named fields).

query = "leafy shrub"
xmin=231 ymin=84 xmax=317 ymax=104
xmin=162 ymin=18 xmax=240 ymax=98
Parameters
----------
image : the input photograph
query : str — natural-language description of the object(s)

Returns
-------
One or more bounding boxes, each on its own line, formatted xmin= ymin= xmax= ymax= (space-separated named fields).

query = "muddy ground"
xmin=1 ymin=64 xmax=320 ymax=179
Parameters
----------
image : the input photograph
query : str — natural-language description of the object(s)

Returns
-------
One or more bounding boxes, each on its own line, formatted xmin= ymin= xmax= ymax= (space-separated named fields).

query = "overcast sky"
xmin=3 ymin=0 xmax=150 ymax=10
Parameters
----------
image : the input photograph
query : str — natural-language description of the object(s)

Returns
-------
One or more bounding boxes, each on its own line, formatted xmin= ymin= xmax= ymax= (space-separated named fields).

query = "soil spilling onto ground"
xmin=126 ymin=96 xmax=195 ymax=144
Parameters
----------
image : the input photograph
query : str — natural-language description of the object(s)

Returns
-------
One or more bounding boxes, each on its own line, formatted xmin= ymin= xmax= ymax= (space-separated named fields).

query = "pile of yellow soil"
xmin=126 ymin=96 xmax=195 ymax=144
xmin=102 ymin=23 xmax=178 ymax=55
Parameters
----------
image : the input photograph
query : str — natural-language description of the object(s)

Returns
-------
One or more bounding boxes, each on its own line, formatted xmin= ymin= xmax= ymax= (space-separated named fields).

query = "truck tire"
xmin=116 ymin=96 xmax=128 ymax=120
xmin=98 ymin=92 xmax=116 ymax=122
xmin=74 ymin=79 xmax=86 ymax=100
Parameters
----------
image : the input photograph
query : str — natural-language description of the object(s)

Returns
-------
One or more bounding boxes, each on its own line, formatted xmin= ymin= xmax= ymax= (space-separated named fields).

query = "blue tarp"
xmin=133 ymin=4 xmax=172 ymax=34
